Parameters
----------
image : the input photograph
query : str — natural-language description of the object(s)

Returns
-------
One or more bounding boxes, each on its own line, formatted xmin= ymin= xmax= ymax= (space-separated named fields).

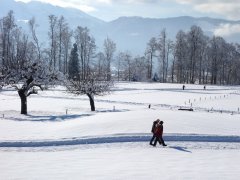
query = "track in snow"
xmin=0 ymin=133 xmax=240 ymax=148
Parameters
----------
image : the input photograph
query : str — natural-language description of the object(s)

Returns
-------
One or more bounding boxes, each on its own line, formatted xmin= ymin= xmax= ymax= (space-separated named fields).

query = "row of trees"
xmin=109 ymin=27 xmax=240 ymax=85
xmin=173 ymin=27 xmax=240 ymax=85
xmin=1 ymin=11 xmax=240 ymax=114
xmin=0 ymin=11 xmax=114 ymax=114
xmin=140 ymin=27 xmax=240 ymax=84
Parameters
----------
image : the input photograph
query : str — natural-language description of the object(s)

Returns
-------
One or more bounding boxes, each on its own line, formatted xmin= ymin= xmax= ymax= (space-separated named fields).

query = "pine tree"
xmin=68 ymin=43 xmax=79 ymax=79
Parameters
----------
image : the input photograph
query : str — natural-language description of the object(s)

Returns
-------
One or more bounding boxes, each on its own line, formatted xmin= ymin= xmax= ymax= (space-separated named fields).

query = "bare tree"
xmin=187 ymin=25 xmax=204 ymax=84
xmin=95 ymin=52 xmax=106 ymax=78
xmin=121 ymin=51 xmax=132 ymax=81
xmin=158 ymin=29 xmax=167 ymax=82
xmin=115 ymin=52 xmax=125 ymax=81
xmin=62 ymin=23 xmax=72 ymax=74
xmin=29 ymin=17 xmax=41 ymax=60
xmin=145 ymin=37 xmax=157 ymax=80
xmin=74 ymin=26 xmax=96 ymax=80
xmin=165 ymin=39 xmax=174 ymax=82
xmin=103 ymin=37 xmax=116 ymax=81
xmin=57 ymin=16 xmax=70 ymax=72
xmin=0 ymin=11 xmax=16 ymax=70
xmin=132 ymin=56 xmax=147 ymax=81
xmin=48 ymin=15 xmax=58 ymax=70
xmin=208 ymin=36 xmax=224 ymax=84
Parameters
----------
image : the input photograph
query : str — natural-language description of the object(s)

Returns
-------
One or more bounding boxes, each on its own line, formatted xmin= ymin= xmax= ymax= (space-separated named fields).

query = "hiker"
xmin=153 ymin=121 xmax=167 ymax=146
xmin=182 ymin=85 xmax=185 ymax=90
xmin=149 ymin=119 xmax=160 ymax=145
xmin=148 ymin=104 xmax=151 ymax=109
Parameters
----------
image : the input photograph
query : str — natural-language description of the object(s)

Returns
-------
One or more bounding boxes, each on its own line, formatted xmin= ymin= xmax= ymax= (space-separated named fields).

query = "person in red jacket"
xmin=153 ymin=121 xmax=167 ymax=146
xmin=149 ymin=119 xmax=160 ymax=145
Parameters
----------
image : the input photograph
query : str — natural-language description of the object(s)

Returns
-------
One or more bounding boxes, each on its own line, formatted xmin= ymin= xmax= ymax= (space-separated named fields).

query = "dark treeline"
xmin=144 ymin=27 xmax=240 ymax=85
xmin=1 ymin=11 xmax=240 ymax=86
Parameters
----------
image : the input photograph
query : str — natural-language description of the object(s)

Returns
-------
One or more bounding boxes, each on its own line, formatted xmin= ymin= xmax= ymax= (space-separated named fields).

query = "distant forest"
xmin=1 ymin=10 xmax=240 ymax=85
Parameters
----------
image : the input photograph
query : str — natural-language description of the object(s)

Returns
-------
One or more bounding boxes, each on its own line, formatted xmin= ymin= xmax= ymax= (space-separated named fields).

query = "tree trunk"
xmin=18 ymin=89 xmax=27 ymax=114
xmin=87 ymin=93 xmax=95 ymax=111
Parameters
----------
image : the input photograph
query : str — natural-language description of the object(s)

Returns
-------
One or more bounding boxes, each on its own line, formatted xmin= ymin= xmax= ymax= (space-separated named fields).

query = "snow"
xmin=0 ymin=82 xmax=240 ymax=179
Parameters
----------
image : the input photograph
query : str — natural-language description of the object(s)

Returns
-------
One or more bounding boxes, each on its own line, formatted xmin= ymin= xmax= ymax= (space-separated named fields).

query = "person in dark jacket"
xmin=153 ymin=121 xmax=167 ymax=146
xmin=149 ymin=119 xmax=160 ymax=146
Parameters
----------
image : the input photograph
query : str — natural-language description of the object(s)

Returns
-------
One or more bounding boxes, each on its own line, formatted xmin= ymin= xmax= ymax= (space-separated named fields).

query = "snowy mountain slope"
xmin=1 ymin=0 xmax=240 ymax=54
xmin=0 ymin=0 xmax=105 ymax=47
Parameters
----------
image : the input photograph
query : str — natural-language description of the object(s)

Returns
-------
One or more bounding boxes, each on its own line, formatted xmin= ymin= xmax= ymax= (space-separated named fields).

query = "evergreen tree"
xmin=68 ymin=43 xmax=79 ymax=79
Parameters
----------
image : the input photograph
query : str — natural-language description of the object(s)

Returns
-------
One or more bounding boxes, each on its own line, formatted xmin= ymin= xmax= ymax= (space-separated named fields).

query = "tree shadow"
xmin=7 ymin=114 xmax=93 ymax=122
xmin=169 ymin=146 xmax=192 ymax=153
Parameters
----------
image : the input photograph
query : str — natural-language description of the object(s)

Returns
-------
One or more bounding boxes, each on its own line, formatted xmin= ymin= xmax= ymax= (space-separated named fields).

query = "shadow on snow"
xmin=5 ymin=114 xmax=92 ymax=122
xmin=0 ymin=133 xmax=239 ymax=148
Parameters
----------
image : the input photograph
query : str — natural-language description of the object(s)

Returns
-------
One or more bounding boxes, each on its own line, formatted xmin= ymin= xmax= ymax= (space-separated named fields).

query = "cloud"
xmin=214 ymin=24 xmax=240 ymax=37
xmin=174 ymin=0 xmax=240 ymax=20
xmin=15 ymin=0 xmax=240 ymax=21
xmin=15 ymin=0 xmax=99 ymax=12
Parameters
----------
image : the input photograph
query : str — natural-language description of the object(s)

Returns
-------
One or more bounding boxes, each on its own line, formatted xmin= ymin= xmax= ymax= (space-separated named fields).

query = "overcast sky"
xmin=16 ymin=0 xmax=240 ymax=22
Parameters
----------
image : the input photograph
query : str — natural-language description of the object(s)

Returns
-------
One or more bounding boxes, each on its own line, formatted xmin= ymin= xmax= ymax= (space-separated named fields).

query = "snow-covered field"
xmin=0 ymin=82 xmax=240 ymax=180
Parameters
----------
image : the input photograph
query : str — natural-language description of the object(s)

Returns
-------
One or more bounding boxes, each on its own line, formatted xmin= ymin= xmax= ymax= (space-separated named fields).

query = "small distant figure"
xmin=182 ymin=85 xmax=185 ymax=90
xmin=152 ymin=120 xmax=167 ymax=147
xmin=204 ymin=85 xmax=206 ymax=90
xmin=149 ymin=119 xmax=160 ymax=145
xmin=148 ymin=104 xmax=151 ymax=109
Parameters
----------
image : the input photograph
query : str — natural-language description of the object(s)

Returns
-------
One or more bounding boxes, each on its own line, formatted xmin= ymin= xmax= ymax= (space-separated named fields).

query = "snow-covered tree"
xmin=3 ymin=61 xmax=61 ymax=114
xmin=66 ymin=76 xmax=113 ymax=111
xmin=0 ymin=12 xmax=62 ymax=114
xmin=66 ymin=26 xmax=112 ymax=111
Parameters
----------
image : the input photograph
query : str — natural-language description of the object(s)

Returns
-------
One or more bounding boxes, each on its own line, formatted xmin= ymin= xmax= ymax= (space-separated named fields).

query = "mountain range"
xmin=1 ymin=0 xmax=240 ymax=55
